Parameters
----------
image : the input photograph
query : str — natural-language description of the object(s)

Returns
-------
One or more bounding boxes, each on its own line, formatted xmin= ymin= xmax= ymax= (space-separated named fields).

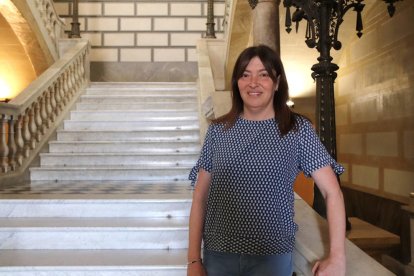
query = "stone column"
xmin=250 ymin=0 xmax=281 ymax=55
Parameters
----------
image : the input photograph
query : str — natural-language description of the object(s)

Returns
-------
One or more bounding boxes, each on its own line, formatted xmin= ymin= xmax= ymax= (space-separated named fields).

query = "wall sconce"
xmin=287 ymin=99 xmax=295 ymax=108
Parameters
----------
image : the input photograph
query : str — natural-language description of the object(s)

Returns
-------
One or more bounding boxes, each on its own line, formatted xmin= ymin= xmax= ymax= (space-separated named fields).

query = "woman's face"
xmin=237 ymin=57 xmax=279 ymax=119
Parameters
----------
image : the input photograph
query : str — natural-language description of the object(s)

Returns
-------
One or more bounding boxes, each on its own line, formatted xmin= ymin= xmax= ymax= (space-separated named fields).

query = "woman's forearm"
xmin=187 ymin=169 xmax=211 ymax=261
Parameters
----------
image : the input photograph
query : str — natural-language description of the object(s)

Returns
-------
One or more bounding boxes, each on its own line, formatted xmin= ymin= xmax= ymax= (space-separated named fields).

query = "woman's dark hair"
xmin=212 ymin=44 xmax=299 ymax=136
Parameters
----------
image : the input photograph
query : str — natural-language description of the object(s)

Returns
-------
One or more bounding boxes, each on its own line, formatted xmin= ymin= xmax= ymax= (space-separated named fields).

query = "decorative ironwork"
xmin=282 ymin=0 xmax=400 ymax=222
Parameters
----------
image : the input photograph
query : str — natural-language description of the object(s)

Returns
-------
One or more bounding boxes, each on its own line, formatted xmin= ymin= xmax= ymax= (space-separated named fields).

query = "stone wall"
xmin=336 ymin=1 xmax=414 ymax=204
xmin=53 ymin=0 xmax=225 ymax=81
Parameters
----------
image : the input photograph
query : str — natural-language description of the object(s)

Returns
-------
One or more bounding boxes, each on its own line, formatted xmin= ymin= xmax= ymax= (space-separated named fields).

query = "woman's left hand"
xmin=312 ymin=255 xmax=346 ymax=276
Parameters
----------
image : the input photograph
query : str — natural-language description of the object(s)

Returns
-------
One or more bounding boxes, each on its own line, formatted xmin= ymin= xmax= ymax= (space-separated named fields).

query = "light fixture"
xmin=286 ymin=99 xmax=295 ymax=108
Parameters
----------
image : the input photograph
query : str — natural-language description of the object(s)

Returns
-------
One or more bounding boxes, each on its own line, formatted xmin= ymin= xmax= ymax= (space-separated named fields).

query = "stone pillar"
xmin=250 ymin=0 xmax=281 ymax=55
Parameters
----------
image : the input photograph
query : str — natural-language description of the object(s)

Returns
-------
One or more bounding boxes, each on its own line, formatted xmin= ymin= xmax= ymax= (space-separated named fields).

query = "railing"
xmin=29 ymin=0 xmax=66 ymax=60
xmin=0 ymin=40 xmax=90 ymax=177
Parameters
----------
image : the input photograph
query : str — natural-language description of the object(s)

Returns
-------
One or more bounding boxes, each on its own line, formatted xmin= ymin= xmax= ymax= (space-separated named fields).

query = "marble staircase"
xmin=0 ymin=82 xmax=199 ymax=275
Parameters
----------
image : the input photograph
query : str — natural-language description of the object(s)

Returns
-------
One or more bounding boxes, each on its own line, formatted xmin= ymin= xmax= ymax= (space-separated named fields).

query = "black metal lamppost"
xmin=206 ymin=0 xmax=217 ymax=38
xmin=282 ymin=0 xmax=401 ymax=221
xmin=70 ymin=0 xmax=81 ymax=38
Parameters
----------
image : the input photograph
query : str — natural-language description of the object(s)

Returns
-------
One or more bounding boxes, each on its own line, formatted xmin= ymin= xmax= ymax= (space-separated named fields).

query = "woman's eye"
xmin=260 ymin=72 xmax=269 ymax=78
xmin=242 ymin=73 xmax=249 ymax=78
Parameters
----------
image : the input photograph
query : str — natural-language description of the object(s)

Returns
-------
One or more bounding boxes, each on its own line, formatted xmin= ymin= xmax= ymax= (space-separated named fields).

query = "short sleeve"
xmin=188 ymin=124 xmax=214 ymax=185
xmin=298 ymin=120 xmax=344 ymax=177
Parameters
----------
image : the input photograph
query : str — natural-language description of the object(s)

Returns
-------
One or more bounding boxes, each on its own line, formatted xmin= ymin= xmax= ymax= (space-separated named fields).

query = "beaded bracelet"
xmin=187 ymin=258 xmax=202 ymax=265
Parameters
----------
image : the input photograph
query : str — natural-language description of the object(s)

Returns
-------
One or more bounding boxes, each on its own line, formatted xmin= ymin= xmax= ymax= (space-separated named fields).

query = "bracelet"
xmin=187 ymin=258 xmax=202 ymax=265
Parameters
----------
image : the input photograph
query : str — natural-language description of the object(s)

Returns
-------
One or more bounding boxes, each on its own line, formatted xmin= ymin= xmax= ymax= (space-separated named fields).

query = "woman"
xmin=187 ymin=45 xmax=346 ymax=276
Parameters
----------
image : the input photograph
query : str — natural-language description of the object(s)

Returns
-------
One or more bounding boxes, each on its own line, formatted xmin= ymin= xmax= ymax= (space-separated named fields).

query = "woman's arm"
xmin=187 ymin=169 xmax=212 ymax=276
xmin=310 ymin=165 xmax=346 ymax=276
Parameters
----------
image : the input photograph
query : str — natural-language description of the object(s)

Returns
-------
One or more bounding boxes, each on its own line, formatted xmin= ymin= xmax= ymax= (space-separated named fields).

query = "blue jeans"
xmin=203 ymin=249 xmax=293 ymax=276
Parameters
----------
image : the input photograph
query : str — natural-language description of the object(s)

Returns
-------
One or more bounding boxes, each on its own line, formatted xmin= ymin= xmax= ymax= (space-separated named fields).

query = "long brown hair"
xmin=213 ymin=45 xmax=299 ymax=136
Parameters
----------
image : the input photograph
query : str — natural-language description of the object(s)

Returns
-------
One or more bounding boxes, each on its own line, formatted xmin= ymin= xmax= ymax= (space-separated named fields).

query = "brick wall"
xmin=53 ymin=0 xmax=225 ymax=81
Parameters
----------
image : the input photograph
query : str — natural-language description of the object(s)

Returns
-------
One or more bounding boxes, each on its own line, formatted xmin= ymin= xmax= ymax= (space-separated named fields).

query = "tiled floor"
xmin=0 ymin=181 xmax=194 ymax=196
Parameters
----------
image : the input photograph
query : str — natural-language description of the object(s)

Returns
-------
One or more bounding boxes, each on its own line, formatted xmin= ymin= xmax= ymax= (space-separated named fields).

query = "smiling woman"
xmin=187 ymin=45 xmax=347 ymax=276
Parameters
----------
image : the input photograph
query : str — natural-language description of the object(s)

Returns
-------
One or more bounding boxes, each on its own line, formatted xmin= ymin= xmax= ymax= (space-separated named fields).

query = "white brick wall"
xmin=79 ymin=3 xmax=102 ymax=16
xmin=104 ymin=33 xmax=135 ymax=47
xmin=120 ymin=18 xmax=152 ymax=31
xmin=54 ymin=0 xmax=225 ymax=63
xmin=137 ymin=33 xmax=168 ymax=46
xmin=88 ymin=18 xmax=118 ymax=31
xmin=104 ymin=3 xmax=135 ymax=16
xmin=121 ymin=48 xmax=152 ymax=62
xmin=137 ymin=3 xmax=168 ymax=16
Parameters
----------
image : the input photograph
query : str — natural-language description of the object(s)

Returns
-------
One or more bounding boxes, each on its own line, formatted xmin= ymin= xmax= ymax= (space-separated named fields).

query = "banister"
xmin=0 ymin=39 xmax=90 ymax=176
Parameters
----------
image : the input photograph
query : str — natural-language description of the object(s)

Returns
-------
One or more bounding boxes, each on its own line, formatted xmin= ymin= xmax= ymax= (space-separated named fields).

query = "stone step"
xmin=90 ymin=81 xmax=196 ymax=89
xmin=47 ymin=141 xmax=200 ymax=153
xmin=39 ymin=153 xmax=198 ymax=167
xmin=79 ymin=95 xmax=197 ymax=104
xmin=0 ymin=249 xmax=187 ymax=275
xmin=86 ymin=88 xmax=196 ymax=96
xmin=0 ymin=217 xmax=188 ymax=250
xmin=30 ymin=166 xmax=193 ymax=181
xmin=69 ymin=111 xmax=198 ymax=121
xmin=63 ymin=120 xmax=199 ymax=131
xmin=0 ymin=192 xmax=192 ymax=218
xmin=76 ymin=102 xmax=198 ymax=111
xmin=56 ymin=130 xmax=200 ymax=142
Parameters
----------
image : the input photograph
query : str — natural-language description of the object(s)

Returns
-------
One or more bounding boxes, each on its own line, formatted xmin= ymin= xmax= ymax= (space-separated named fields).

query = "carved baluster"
xmin=34 ymin=100 xmax=42 ymax=142
xmin=14 ymin=115 xmax=24 ymax=166
xmin=40 ymin=92 xmax=48 ymax=134
xmin=60 ymin=71 xmax=67 ymax=104
xmin=45 ymin=86 xmax=53 ymax=127
xmin=22 ymin=110 xmax=31 ymax=157
xmin=54 ymin=80 xmax=62 ymax=113
xmin=69 ymin=65 xmax=75 ymax=98
xmin=8 ymin=116 xmax=17 ymax=171
xmin=81 ymin=52 xmax=86 ymax=83
xmin=63 ymin=70 xmax=70 ymax=104
xmin=58 ymin=77 xmax=65 ymax=109
xmin=0 ymin=115 xmax=9 ymax=172
xmin=28 ymin=104 xmax=37 ymax=149
xmin=74 ymin=57 xmax=81 ymax=91
xmin=50 ymin=84 xmax=57 ymax=120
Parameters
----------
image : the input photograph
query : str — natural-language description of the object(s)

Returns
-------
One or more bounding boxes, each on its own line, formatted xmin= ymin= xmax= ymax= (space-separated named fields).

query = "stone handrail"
xmin=0 ymin=39 xmax=90 ymax=177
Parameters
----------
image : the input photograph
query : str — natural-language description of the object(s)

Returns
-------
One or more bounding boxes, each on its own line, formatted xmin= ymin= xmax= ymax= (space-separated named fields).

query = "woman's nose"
xmin=249 ymin=75 xmax=258 ymax=86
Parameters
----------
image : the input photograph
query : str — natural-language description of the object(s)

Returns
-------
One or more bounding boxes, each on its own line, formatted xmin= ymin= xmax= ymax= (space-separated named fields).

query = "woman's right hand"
xmin=187 ymin=262 xmax=207 ymax=276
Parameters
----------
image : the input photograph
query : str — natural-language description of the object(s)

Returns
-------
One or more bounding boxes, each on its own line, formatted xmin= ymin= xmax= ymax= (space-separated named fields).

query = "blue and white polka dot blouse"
xmin=189 ymin=116 xmax=344 ymax=255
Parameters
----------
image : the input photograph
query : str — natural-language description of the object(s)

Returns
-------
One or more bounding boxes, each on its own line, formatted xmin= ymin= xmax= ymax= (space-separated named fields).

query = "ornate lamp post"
xmin=282 ymin=0 xmax=400 ymax=221
xmin=70 ymin=0 xmax=81 ymax=38
xmin=206 ymin=0 xmax=216 ymax=38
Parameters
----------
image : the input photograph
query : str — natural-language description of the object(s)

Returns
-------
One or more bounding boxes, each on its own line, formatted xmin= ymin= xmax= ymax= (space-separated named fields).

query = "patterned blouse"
xmin=189 ymin=116 xmax=344 ymax=255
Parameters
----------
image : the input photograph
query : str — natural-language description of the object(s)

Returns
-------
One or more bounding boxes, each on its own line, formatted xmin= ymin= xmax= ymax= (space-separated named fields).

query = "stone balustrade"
xmin=0 ymin=40 xmax=90 ymax=177
xmin=34 ymin=0 xmax=66 ymax=49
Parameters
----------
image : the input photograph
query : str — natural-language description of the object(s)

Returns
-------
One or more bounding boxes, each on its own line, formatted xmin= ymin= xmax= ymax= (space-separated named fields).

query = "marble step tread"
xmin=90 ymin=81 xmax=195 ymax=87
xmin=75 ymin=103 xmax=197 ymax=111
xmin=68 ymin=116 xmax=199 ymax=122
xmin=62 ymin=123 xmax=199 ymax=131
xmin=0 ymin=248 xmax=187 ymax=270
xmin=86 ymin=90 xmax=197 ymax=96
xmin=56 ymin=131 xmax=199 ymax=142
xmin=0 ymin=217 xmax=189 ymax=230
xmin=40 ymin=152 xmax=199 ymax=157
